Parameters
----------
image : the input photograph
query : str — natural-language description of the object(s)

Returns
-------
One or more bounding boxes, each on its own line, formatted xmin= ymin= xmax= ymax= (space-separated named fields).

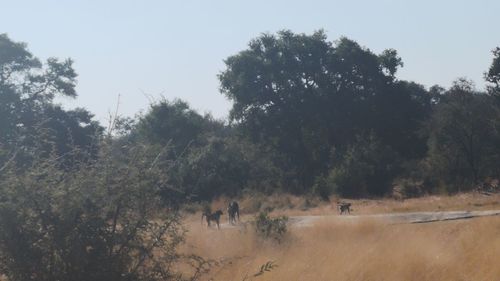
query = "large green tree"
xmin=133 ymin=99 xmax=283 ymax=201
xmin=426 ymin=79 xmax=500 ymax=190
xmin=0 ymin=34 xmax=102 ymax=168
xmin=166 ymin=135 xmax=283 ymax=201
xmin=134 ymin=99 xmax=223 ymax=155
xmin=219 ymin=30 xmax=430 ymax=193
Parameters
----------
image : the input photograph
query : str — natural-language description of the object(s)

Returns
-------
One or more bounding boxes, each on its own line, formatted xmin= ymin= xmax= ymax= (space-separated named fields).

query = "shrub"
xmin=0 ymin=142 xmax=207 ymax=281
xmin=327 ymin=134 xmax=401 ymax=197
xmin=253 ymin=212 xmax=288 ymax=243
xmin=312 ymin=175 xmax=332 ymax=201
xmin=393 ymin=178 xmax=426 ymax=198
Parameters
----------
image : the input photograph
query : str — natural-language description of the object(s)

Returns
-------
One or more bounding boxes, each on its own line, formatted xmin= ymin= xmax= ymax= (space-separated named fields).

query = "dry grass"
xmin=352 ymin=192 xmax=500 ymax=214
xmin=198 ymin=192 xmax=500 ymax=218
xmin=181 ymin=193 xmax=500 ymax=280
xmin=184 ymin=216 xmax=500 ymax=281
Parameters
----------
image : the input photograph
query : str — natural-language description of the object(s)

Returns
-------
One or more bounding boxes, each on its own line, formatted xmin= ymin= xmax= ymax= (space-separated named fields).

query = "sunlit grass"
xmin=184 ymin=216 xmax=500 ymax=281
xmin=184 ymin=193 xmax=500 ymax=281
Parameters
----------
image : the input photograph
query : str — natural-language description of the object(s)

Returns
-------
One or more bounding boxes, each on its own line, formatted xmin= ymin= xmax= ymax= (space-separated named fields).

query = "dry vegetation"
xmin=185 ymin=217 xmax=500 ymax=281
xmin=190 ymin=192 xmax=500 ymax=217
xmin=181 ymin=192 xmax=500 ymax=281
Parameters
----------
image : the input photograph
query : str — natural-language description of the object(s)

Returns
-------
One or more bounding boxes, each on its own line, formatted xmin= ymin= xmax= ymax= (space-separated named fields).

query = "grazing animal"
xmin=202 ymin=210 xmax=223 ymax=229
xmin=227 ymin=201 xmax=240 ymax=224
xmin=338 ymin=202 xmax=352 ymax=215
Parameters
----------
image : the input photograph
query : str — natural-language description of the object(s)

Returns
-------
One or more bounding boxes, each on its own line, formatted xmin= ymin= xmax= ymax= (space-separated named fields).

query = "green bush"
xmin=253 ymin=212 xmax=288 ymax=243
xmin=393 ymin=178 xmax=426 ymax=198
xmin=0 ymin=142 xmax=206 ymax=281
xmin=425 ymin=80 xmax=500 ymax=191
xmin=327 ymin=134 xmax=401 ymax=197
xmin=312 ymin=175 xmax=332 ymax=201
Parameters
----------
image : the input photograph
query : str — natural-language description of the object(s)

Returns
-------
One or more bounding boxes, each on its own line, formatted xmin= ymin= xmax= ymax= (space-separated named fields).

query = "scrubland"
xmin=183 ymin=193 xmax=500 ymax=281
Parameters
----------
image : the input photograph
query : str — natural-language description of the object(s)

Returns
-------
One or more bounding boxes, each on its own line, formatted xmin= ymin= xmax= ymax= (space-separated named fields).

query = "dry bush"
xmin=0 ymin=143 xmax=211 ymax=281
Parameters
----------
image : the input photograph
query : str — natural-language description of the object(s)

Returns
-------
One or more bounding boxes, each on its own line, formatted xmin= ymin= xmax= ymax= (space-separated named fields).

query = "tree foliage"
xmin=0 ymin=141 xmax=208 ymax=281
xmin=166 ymin=136 xmax=282 ymax=201
xmin=486 ymin=47 xmax=500 ymax=96
xmin=219 ymin=30 xmax=431 ymax=193
xmin=0 ymin=33 xmax=102 ymax=168
xmin=426 ymin=79 xmax=500 ymax=190
xmin=316 ymin=134 xmax=401 ymax=198
xmin=135 ymin=99 xmax=219 ymax=152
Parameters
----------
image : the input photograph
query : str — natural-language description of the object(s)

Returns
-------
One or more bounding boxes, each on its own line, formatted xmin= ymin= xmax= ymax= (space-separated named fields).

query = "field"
xmin=182 ymin=193 xmax=500 ymax=281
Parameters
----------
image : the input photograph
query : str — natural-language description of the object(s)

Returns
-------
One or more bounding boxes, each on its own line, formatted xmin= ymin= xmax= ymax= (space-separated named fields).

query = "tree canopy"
xmin=1 ymin=30 xmax=499 ymax=201
xmin=0 ymin=33 xmax=102 ymax=168
xmin=426 ymin=79 xmax=500 ymax=190
xmin=486 ymin=47 xmax=500 ymax=96
xmin=219 ymin=30 xmax=432 ymax=193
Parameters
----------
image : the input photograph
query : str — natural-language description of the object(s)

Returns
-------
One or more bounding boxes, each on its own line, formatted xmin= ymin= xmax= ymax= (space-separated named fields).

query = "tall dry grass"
xmin=184 ymin=216 xmax=500 ymax=281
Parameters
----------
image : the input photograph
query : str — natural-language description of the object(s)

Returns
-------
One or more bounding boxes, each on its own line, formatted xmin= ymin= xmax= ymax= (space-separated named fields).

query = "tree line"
xmin=1 ymin=31 xmax=500 ymax=202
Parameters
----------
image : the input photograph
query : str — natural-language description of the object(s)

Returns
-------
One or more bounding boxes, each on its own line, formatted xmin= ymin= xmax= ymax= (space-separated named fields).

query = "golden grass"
xmin=184 ymin=216 xmax=500 ymax=281
xmin=200 ymin=192 xmax=500 ymax=217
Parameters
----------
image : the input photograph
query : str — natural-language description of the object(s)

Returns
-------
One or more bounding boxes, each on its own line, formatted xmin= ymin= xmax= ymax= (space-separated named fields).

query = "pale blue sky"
xmin=2 ymin=0 xmax=499 ymax=122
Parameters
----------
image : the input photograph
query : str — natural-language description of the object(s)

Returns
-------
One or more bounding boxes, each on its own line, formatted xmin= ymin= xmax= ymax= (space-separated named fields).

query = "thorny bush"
xmin=0 ymin=141 xmax=210 ymax=281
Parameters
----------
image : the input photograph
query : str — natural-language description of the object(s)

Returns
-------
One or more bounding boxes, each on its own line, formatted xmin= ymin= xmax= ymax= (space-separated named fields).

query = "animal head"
xmin=228 ymin=201 xmax=239 ymax=210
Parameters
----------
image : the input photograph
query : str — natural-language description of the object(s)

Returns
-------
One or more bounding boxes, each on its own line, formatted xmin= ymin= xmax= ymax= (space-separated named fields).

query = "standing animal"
xmin=202 ymin=210 xmax=223 ymax=229
xmin=227 ymin=201 xmax=240 ymax=224
xmin=338 ymin=202 xmax=352 ymax=215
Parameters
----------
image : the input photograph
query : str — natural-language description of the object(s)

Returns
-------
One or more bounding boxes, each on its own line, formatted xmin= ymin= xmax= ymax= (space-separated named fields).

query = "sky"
xmin=1 ymin=0 xmax=499 ymax=123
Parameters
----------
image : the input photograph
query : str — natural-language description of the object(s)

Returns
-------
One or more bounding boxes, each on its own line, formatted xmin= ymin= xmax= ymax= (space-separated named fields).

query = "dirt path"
xmin=290 ymin=209 xmax=500 ymax=227
xmin=218 ymin=209 xmax=500 ymax=229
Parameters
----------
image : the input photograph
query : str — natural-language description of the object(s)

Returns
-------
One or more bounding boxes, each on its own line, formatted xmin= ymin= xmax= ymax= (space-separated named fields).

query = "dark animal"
xmin=338 ymin=202 xmax=352 ymax=215
xmin=227 ymin=201 xmax=240 ymax=224
xmin=202 ymin=210 xmax=223 ymax=229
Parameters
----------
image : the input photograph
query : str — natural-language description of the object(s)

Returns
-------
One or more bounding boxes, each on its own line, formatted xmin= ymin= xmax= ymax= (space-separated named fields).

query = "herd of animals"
xmin=201 ymin=201 xmax=353 ymax=229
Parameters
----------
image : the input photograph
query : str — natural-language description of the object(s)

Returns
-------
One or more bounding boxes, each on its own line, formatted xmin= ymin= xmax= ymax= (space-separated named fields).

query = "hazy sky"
xmin=2 ymin=0 xmax=499 ymax=123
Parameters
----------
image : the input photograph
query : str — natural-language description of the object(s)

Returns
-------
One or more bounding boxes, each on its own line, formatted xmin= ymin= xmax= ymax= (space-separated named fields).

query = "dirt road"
xmin=290 ymin=209 xmax=500 ymax=227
